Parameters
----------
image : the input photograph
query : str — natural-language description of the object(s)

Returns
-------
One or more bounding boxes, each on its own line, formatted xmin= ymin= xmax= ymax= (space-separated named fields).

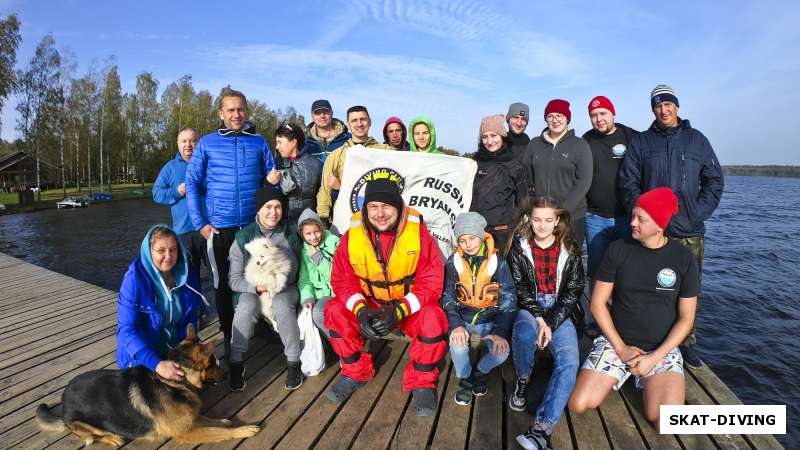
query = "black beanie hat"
xmin=363 ymin=178 xmax=404 ymax=213
xmin=254 ymin=187 xmax=288 ymax=217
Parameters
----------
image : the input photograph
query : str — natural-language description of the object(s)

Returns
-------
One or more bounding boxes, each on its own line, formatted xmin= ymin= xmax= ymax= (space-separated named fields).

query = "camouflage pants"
xmin=674 ymin=236 xmax=704 ymax=346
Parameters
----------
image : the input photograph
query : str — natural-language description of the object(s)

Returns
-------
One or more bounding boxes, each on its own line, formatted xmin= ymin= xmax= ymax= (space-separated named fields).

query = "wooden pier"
xmin=0 ymin=252 xmax=784 ymax=449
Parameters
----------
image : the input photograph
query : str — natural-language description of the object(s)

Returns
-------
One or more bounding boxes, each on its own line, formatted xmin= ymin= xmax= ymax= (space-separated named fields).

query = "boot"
xmin=229 ymin=362 xmax=245 ymax=391
xmin=413 ymin=387 xmax=437 ymax=416
xmin=326 ymin=376 xmax=365 ymax=403
xmin=285 ymin=360 xmax=303 ymax=390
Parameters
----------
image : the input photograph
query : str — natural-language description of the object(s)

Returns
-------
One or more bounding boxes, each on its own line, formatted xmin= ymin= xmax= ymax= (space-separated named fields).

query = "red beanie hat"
xmin=635 ymin=187 xmax=679 ymax=229
xmin=544 ymin=99 xmax=571 ymax=123
xmin=588 ymin=95 xmax=616 ymax=115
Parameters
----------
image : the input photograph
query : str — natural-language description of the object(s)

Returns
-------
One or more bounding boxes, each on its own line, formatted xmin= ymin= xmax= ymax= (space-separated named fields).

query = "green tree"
xmin=15 ymin=34 xmax=63 ymax=197
xmin=0 ymin=13 xmax=21 ymax=135
xmin=99 ymin=62 xmax=123 ymax=190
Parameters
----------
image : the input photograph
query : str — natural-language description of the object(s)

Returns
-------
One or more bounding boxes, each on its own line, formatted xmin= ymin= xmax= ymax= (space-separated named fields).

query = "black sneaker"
xmin=454 ymin=379 xmax=473 ymax=406
xmin=326 ymin=376 xmax=365 ymax=403
xmin=229 ymin=362 xmax=246 ymax=391
xmin=516 ymin=427 xmax=552 ymax=450
xmin=285 ymin=361 xmax=304 ymax=390
xmin=471 ymin=371 xmax=488 ymax=397
xmin=508 ymin=377 xmax=528 ymax=412
xmin=679 ymin=345 xmax=703 ymax=369
xmin=412 ymin=388 xmax=437 ymax=416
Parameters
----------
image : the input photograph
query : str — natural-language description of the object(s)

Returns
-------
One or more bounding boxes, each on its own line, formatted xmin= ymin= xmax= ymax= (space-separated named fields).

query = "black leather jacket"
xmin=507 ymin=235 xmax=585 ymax=334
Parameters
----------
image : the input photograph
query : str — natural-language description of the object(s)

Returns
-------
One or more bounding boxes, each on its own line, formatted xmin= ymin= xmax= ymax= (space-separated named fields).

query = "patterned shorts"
xmin=581 ymin=336 xmax=683 ymax=390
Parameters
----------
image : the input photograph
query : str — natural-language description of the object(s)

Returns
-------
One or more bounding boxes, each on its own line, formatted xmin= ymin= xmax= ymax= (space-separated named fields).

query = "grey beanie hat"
xmin=507 ymin=102 xmax=529 ymax=120
xmin=453 ymin=212 xmax=487 ymax=241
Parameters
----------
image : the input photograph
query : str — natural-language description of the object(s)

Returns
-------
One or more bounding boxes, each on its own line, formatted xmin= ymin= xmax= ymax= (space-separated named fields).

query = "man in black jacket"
xmin=618 ymin=85 xmax=723 ymax=368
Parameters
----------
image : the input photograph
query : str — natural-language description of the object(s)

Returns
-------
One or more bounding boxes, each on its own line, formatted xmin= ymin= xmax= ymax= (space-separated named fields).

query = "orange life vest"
xmin=453 ymin=233 xmax=500 ymax=309
xmin=347 ymin=207 xmax=421 ymax=302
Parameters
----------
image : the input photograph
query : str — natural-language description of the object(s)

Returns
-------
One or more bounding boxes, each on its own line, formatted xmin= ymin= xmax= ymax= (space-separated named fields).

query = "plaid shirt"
xmin=531 ymin=240 xmax=560 ymax=294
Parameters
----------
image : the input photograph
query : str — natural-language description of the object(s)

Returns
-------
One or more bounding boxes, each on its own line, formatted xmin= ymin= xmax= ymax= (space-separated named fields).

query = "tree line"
xmin=0 ymin=13 xmax=305 ymax=193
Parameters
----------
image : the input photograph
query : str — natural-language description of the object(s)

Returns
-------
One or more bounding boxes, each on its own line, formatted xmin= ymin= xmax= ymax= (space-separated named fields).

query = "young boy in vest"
xmin=441 ymin=212 xmax=517 ymax=405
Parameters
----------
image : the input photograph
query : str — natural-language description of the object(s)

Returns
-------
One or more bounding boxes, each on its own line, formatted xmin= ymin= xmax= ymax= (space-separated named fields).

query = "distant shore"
xmin=723 ymin=165 xmax=800 ymax=178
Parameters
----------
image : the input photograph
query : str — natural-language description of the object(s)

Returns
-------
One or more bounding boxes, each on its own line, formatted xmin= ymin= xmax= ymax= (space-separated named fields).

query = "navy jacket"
xmin=618 ymin=119 xmax=724 ymax=237
xmin=440 ymin=251 xmax=517 ymax=338
xmin=186 ymin=122 xmax=275 ymax=230
xmin=152 ymin=152 xmax=195 ymax=234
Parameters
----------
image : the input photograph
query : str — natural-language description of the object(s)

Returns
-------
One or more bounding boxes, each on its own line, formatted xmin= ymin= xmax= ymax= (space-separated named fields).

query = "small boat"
xmin=92 ymin=193 xmax=113 ymax=200
xmin=56 ymin=197 xmax=89 ymax=209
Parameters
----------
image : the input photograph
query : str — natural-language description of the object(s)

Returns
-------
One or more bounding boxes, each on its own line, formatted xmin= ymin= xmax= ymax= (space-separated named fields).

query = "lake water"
xmin=0 ymin=176 xmax=797 ymax=445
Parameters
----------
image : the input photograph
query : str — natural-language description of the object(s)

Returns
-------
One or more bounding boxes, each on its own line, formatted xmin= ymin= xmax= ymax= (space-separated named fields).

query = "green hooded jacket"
xmin=408 ymin=115 xmax=441 ymax=153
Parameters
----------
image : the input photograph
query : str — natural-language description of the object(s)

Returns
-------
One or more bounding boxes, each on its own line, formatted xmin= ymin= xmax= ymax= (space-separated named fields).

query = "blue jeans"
xmin=585 ymin=213 xmax=631 ymax=279
xmin=512 ymin=298 xmax=579 ymax=433
xmin=450 ymin=322 xmax=509 ymax=379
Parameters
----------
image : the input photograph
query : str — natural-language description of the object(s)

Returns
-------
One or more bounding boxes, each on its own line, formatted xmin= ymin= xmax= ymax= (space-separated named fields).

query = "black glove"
xmin=356 ymin=305 xmax=382 ymax=339
xmin=370 ymin=302 xmax=408 ymax=337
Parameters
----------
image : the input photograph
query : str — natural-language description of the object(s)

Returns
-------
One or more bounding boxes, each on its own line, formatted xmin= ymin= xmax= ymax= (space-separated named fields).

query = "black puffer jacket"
xmin=507 ymin=234 xmax=585 ymax=334
xmin=471 ymin=144 xmax=530 ymax=227
xmin=274 ymin=150 xmax=321 ymax=224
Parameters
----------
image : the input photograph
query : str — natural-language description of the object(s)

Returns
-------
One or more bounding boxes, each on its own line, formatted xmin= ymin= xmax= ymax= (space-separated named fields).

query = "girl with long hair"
xmin=505 ymin=196 xmax=585 ymax=450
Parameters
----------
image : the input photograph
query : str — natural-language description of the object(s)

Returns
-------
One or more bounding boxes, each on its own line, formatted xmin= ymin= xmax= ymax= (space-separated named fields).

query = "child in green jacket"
xmin=297 ymin=208 xmax=339 ymax=338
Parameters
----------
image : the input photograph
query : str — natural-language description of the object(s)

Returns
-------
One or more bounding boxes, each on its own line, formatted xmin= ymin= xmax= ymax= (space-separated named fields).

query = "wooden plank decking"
xmin=0 ymin=252 xmax=784 ymax=449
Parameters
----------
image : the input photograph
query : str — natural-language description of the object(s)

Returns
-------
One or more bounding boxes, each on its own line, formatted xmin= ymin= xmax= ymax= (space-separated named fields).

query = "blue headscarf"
xmin=140 ymin=224 xmax=190 ymax=355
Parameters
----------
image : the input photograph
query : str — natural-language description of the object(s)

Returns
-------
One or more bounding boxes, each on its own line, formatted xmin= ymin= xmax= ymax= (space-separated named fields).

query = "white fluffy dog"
xmin=243 ymin=237 xmax=293 ymax=328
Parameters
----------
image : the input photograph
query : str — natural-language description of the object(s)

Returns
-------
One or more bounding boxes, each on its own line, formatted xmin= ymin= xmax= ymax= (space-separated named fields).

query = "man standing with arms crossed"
xmin=618 ymin=85 xmax=723 ymax=368
xmin=186 ymin=89 xmax=276 ymax=359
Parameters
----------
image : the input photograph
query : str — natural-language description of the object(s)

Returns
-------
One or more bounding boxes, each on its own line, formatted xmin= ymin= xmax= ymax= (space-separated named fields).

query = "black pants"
xmin=210 ymin=227 xmax=240 ymax=342
xmin=179 ymin=231 xmax=209 ymax=280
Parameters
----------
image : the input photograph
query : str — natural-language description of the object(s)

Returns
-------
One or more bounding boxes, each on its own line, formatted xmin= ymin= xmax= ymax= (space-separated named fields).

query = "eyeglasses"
xmin=545 ymin=114 xmax=566 ymax=123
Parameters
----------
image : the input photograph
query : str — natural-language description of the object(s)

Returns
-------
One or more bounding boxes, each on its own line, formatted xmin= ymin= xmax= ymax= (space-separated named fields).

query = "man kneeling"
xmin=324 ymin=178 xmax=447 ymax=416
xmin=568 ymin=187 xmax=699 ymax=427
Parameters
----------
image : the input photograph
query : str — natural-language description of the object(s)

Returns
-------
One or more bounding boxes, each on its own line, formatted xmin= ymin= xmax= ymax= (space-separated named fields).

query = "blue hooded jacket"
xmin=186 ymin=122 xmax=275 ymax=230
xmin=152 ymin=152 xmax=197 ymax=234
xmin=116 ymin=225 xmax=204 ymax=372
xmin=618 ymin=119 xmax=724 ymax=237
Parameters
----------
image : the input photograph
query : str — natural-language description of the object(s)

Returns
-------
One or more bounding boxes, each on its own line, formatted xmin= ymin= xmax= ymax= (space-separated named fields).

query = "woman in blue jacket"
xmin=116 ymin=225 xmax=205 ymax=381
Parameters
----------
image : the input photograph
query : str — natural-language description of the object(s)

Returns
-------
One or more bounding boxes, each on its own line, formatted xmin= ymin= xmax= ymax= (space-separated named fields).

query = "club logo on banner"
xmin=333 ymin=146 xmax=478 ymax=257
xmin=348 ymin=168 xmax=406 ymax=212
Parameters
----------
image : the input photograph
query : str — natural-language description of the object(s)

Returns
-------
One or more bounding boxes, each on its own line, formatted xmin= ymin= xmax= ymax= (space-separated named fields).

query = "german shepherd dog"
xmin=36 ymin=324 xmax=261 ymax=447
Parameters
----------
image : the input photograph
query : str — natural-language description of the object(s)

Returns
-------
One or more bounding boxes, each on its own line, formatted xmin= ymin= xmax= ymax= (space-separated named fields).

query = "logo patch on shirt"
xmin=657 ymin=268 xmax=677 ymax=288
xmin=612 ymin=144 xmax=626 ymax=158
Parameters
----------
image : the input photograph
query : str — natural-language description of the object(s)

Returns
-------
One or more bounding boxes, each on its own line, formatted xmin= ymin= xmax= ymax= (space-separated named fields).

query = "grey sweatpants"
xmin=230 ymin=288 xmax=301 ymax=363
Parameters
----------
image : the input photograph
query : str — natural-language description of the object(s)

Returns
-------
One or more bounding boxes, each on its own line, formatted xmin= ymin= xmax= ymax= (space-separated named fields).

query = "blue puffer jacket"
xmin=116 ymin=226 xmax=203 ymax=372
xmin=186 ymin=122 xmax=275 ymax=230
xmin=618 ymin=119 xmax=724 ymax=238
xmin=152 ymin=152 xmax=195 ymax=234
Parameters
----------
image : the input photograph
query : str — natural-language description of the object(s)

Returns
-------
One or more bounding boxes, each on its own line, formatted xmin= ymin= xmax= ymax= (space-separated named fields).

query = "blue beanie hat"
xmin=651 ymin=85 xmax=679 ymax=108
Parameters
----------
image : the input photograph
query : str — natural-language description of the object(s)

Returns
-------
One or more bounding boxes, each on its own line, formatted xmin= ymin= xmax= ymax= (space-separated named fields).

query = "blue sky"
xmin=2 ymin=0 xmax=799 ymax=164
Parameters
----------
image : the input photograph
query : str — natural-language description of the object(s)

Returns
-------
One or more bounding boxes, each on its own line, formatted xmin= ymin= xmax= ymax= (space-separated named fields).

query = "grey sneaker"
xmin=326 ymin=376 xmax=365 ymax=403
xmin=508 ymin=377 xmax=528 ymax=412
xmin=413 ymin=388 xmax=437 ymax=416
xmin=516 ymin=427 xmax=552 ymax=450
xmin=454 ymin=379 xmax=473 ymax=406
